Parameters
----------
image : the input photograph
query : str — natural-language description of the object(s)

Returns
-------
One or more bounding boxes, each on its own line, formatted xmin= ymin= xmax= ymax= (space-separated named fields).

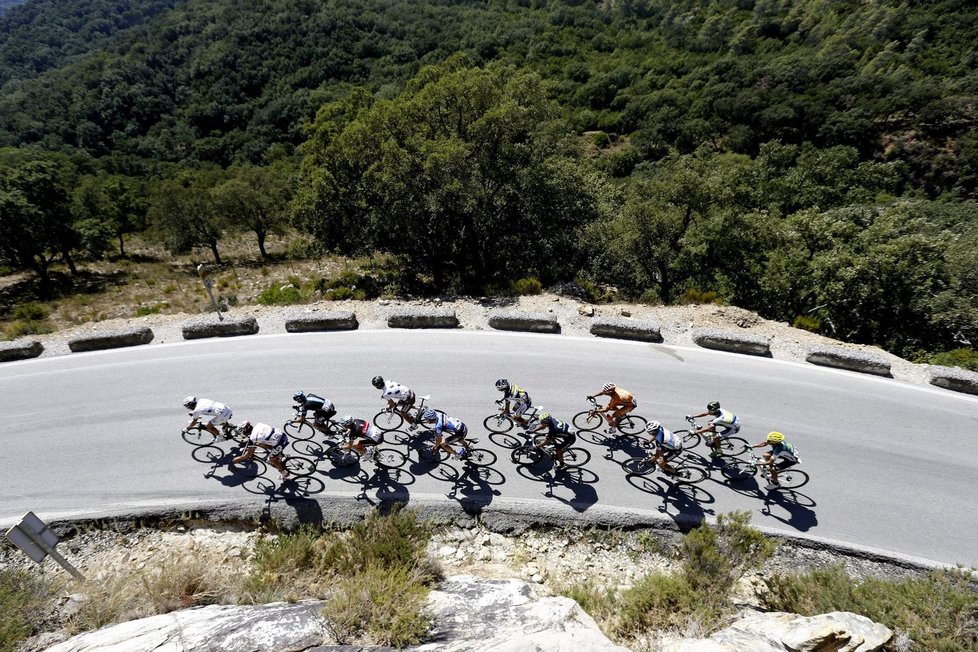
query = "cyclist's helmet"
xmin=182 ymin=396 xmax=197 ymax=409
xmin=420 ymin=408 xmax=438 ymax=422
xmin=602 ymin=382 xmax=615 ymax=392
xmin=495 ymin=379 xmax=509 ymax=391
xmin=538 ymin=412 xmax=551 ymax=423
xmin=766 ymin=431 xmax=785 ymax=444
xmin=646 ymin=420 xmax=661 ymax=434
xmin=371 ymin=376 xmax=384 ymax=389
xmin=239 ymin=420 xmax=253 ymax=434
xmin=339 ymin=415 xmax=354 ymax=428
xmin=707 ymin=401 xmax=721 ymax=414
xmin=292 ymin=391 xmax=306 ymax=404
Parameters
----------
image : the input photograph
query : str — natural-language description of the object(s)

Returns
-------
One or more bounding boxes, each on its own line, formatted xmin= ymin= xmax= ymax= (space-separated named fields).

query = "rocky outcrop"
xmin=805 ymin=345 xmax=891 ymax=377
xmin=0 ymin=339 xmax=43 ymax=362
xmin=67 ymin=327 xmax=154 ymax=352
xmin=388 ymin=307 xmax=459 ymax=328
xmin=488 ymin=310 xmax=560 ymax=334
xmin=928 ymin=364 xmax=978 ymax=396
xmin=284 ymin=309 xmax=358 ymax=332
xmin=590 ymin=316 xmax=663 ymax=343
xmin=659 ymin=610 xmax=893 ymax=651
xmin=692 ymin=327 xmax=771 ymax=357
xmin=181 ymin=315 xmax=259 ymax=339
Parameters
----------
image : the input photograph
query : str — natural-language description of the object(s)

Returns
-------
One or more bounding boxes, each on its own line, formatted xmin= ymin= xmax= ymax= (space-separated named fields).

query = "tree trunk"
xmin=118 ymin=233 xmax=126 ymax=257
xmin=209 ymin=241 xmax=223 ymax=265
xmin=62 ymin=249 xmax=78 ymax=275
xmin=257 ymin=229 xmax=268 ymax=259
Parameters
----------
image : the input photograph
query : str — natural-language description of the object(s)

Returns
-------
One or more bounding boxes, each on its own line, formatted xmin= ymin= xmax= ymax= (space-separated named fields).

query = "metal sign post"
xmin=197 ymin=264 xmax=224 ymax=321
xmin=5 ymin=512 xmax=85 ymax=580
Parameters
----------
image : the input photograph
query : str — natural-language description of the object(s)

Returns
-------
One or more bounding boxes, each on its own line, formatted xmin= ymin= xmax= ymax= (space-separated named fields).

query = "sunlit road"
xmin=1 ymin=330 xmax=975 ymax=566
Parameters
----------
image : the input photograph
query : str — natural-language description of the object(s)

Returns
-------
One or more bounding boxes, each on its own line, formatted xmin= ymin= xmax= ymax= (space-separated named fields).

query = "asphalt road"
xmin=1 ymin=330 xmax=976 ymax=567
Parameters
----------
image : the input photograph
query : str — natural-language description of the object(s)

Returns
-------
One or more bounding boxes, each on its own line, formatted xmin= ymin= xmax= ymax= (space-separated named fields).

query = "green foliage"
xmin=134 ymin=302 xmax=168 ymax=316
xmin=511 ymin=277 xmax=543 ymax=296
xmin=678 ymin=290 xmax=721 ymax=305
xmin=764 ymin=566 xmax=978 ymax=651
xmin=11 ymin=302 xmax=48 ymax=320
xmin=930 ymin=348 xmax=978 ymax=373
xmin=792 ymin=314 xmax=821 ymax=333
xmin=681 ymin=511 xmax=775 ymax=600
xmin=255 ymin=284 xmax=303 ymax=306
xmin=618 ymin=572 xmax=703 ymax=634
xmin=0 ymin=568 xmax=54 ymax=652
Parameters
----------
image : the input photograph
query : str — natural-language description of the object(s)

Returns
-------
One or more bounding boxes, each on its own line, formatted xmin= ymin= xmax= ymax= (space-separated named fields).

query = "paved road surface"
xmin=1 ymin=331 xmax=975 ymax=566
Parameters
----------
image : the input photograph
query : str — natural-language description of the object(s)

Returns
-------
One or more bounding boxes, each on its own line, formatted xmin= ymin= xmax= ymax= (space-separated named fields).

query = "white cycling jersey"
xmin=656 ymin=428 xmax=682 ymax=450
xmin=192 ymin=399 xmax=232 ymax=425
xmin=250 ymin=423 xmax=285 ymax=447
xmin=381 ymin=381 xmax=412 ymax=401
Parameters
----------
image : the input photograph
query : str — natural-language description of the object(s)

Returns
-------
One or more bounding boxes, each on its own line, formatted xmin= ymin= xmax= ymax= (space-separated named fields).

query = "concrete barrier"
xmin=182 ymin=315 xmax=259 ymax=340
xmin=928 ymin=365 xmax=978 ymax=396
xmin=805 ymin=344 xmax=892 ymax=377
xmin=68 ymin=327 xmax=154 ymax=353
xmin=488 ymin=310 xmax=560 ymax=334
xmin=387 ymin=307 xmax=459 ymax=329
xmin=0 ymin=339 xmax=43 ymax=362
xmin=590 ymin=316 xmax=662 ymax=343
xmin=284 ymin=310 xmax=358 ymax=332
xmin=691 ymin=327 xmax=770 ymax=357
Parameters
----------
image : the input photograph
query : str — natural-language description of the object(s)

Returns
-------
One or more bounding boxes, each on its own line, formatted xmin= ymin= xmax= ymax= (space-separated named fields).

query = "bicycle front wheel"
xmin=465 ymin=448 xmax=497 ymax=468
xmin=283 ymin=420 xmax=316 ymax=441
xmin=776 ymin=468 xmax=810 ymax=490
xmin=181 ymin=426 xmax=213 ymax=446
xmin=283 ymin=456 xmax=317 ymax=477
xmin=617 ymin=414 xmax=648 ymax=436
xmin=327 ymin=447 xmax=361 ymax=467
xmin=621 ymin=456 xmax=656 ymax=475
xmin=673 ymin=463 xmax=707 ymax=484
xmin=483 ymin=413 xmax=514 ymax=434
xmin=511 ymin=446 xmax=544 ymax=466
xmin=675 ymin=429 xmax=701 ymax=449
xmin=716 ymin=436 xmax=750 ymax=455
xmin=719 ymin=458 xmax=757 ymax=481
xmin=562 ymin=447 xmax=591 ymax=468
xmin=572 ymin=410 xmax=604 ymax=431
xmin=375 ymin=448 xmax=407 ymax=469
xmin=373 ymin=410 xmax=404 ymax=431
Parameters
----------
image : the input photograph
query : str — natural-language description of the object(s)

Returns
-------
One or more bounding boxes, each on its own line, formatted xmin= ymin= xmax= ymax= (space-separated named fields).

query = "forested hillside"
xmin=1 ymin=0 xmax=977 ymax=363
xmin=0 ymin=1 xmax=26 ymax=16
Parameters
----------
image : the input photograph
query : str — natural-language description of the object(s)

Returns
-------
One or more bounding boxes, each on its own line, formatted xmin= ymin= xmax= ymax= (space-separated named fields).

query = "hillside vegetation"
xmin=1 ymin=0 xmax=977 ymax=365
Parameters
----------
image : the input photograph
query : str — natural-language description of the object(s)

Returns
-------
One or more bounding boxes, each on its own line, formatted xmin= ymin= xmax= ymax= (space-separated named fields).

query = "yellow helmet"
xmin=766 ymin=431 xmax=785 ymax=444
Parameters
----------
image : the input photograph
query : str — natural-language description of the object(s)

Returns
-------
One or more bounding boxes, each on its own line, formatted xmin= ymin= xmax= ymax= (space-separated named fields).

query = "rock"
xmin=805 ymin=345 xmax=891 ymax=377
xmin=691 ymin=327 xmax=770 ymax=357
xmin=181 ymin=315 xmax=259 ymax=340
xmin=928 ymin=364 xmax=978 ymax=396
xmin=0 ymin=339 xmax=44 ymax=362
xmin=68 ymin=327 xmax=154 ymax=352
xmin=590 ymin=317 xmax=663 ymax=343
xmin=578 ymin=305 xmax=595 ymax=316
xmin=488 ymin=310 xmax=560 ymax=334
xmin=387 ymin=307 xmax=459 ymax=328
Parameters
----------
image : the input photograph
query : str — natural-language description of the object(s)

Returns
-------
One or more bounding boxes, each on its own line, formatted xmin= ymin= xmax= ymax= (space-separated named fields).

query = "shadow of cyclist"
xmin=541 ymin=466 xmax=599 ymax=513
xmin=761 ymin=490 xmax=818 ymax=532
xmin=446 ymin=465 xmax=502 ymax=513
xmin=656 ymin=481 xmax=716 ymax=531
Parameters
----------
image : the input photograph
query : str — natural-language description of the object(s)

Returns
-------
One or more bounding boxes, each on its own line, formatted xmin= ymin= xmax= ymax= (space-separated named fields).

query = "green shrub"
xmin=319 ymin=508 xmax=435 ymax=578
xmin=323 ymin=286 xmax=366 ymax=301
xmin=135 ymin=302 xmax=168 ymax=316
xmin=2 ymin=319 xmax=54 ymax=339
xmin=510 ymin=277 xmax=543 ymax=296
xmin=572 ymin=274 xmax=601 ymax=303
xmin=681 ymin=511 xmax=775 ymax=600
xmin=677 ymin=289 xmax=721 ymax=305
xmin=792 ymin=314 xmax=821 ymax=333
xmin=592 ymin=131 xmax=612 ymax=148
xmin=930 ymin=348 xmax=978 ymax=373
xmin=555 ymin=578 xmax=618 ymax=623
xmin=618 ymin=572 xmax=703 ymax=634
xmin=764 ymin=566 xmax=978 ymax=651
xmin=12 ymin=302 xmax=48 ymax=321
xmin=638 ymin=289 xmax=663 ymax=305
xmin=316 ymin=270 xmax=381 ymax=299
xmin=256 ymin=284 xmax=304 ymax=305
xmin=0 ymin=568 xmax=54 ymax=652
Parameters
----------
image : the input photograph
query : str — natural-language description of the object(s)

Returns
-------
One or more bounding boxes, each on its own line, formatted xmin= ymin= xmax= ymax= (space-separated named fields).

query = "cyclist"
xmin=587 ymin=383 xmax=637 ymax=434
xmin=231 ymin=421 xmax=291 ymax=481
xmin=290 ymin=390 xmax=337 ymax=437
xmin=687 ymin=401 xmax=741 ymax=458
xmin=752 ymin=431 xmax=799 ymax=490
xmin=337 ymin=414 xmax=383 ymax=458
xmin=418 ymin=408 xmax=471 ymax=460
xmin=183 ymin=396 xmax=233 ymax=440
xmin=372 ymin=376 xmax=418 ymax=430
xmin=526 ymin=412 xmax=575 ymax=469
xmin=495 ymin=379 xmax=533 ymax=426
xmin=644 ymin=421 xmax=682 ymax=476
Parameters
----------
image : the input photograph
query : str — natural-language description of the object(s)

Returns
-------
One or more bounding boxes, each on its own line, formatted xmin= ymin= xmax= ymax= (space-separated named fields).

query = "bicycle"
xmin=283 ymin=407 xmax=344 ymax=444
xmin=372 ymin=394 xmax=437 ymax=431
xmin=418 ymin=437 xmax=498 ymax=467
xmin=620 ymin=445 xmax=708 ymax=484
xmin=510 ymin=433 xmax=591 ymax=468
xmin=572 ymin=396 xmax=648 ymax=439
xmin=182 ymin=422 xmax=249 ymax=446
xmin=326 ymin=440 xmax=408 ymax=469
xmin=483 ymin=400 xmax=544 ymax=434
xmin=677 ymin=416 xmax=749 ymax=455
xmin=228 ymin=442 xmax=318 ymax=479
xmin=719 ymin=447 xmax=809 ymax=490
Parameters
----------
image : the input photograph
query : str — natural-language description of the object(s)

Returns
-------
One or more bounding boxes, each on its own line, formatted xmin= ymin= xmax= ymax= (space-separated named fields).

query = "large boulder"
xmin=68 ymin=327 xmax=154 ymax=352
xmin=928 ymin=364 xmax=978 ymax=396
xmin=488 ymin=310 xmax=560 ymax=334
xmin=284 ymin=309 xmax=358 ymax=332
xmin=0 ymin=339 xmax=43 ymax=362
xmin=805 ymin=345 xmax=891 ymax=377
xmin=181 ymin=315 xmax=259 ymax=340
xmin=691 ymin=328 xmax=770 ymax=357
xmin=590 ymin=316 xmax=662 ymax=343
xmin=388 ymin=307 xmax=459 ymax=328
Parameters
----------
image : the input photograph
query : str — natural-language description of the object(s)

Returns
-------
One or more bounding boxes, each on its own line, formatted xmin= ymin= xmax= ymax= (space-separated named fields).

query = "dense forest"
xmin=1 ymin=0 xmax=977 ymax=363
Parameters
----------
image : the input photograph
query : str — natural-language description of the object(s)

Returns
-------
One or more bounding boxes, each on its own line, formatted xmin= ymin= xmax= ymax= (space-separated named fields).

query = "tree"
xmin=149 ymin=169 xmax=227 ymax=264
xmin=73 ymin=174 xmax=148 ymax=257
xmin=214 ymin=162 xmax=293 ymax=259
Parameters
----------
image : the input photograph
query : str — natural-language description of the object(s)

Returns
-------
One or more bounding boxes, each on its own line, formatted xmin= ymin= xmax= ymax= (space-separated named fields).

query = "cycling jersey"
xmin=771 ymin=441 xmax=798 ymax=462
xmin=540 ymin=417 xmax=574 ymax=446
xmin=191 ymin=399 xmax=232 ymax=425
xmin=503 ymin=384 xmax=531 ymax=404
xmin=432 ymin=412 xmax=467 ymax=439
xmin=297 ymin=393 xmax=334 ymax=416
xmin=709 ymin=409 xmax=740 ymax=433
xmin=349 ymin=418 xmax=382 ymax=444
xmin=381 ymin=381 xmax=413 ymax=402
xmin=250 ymin=423 xmax=288 ymax=453
xmin=606 ymin=389 xmax=635 ymax=408
xmin=655 ymin=427 xmax=682 ymax=451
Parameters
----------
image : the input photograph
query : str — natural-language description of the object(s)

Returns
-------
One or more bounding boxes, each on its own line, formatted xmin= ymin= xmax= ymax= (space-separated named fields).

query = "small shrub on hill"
xmin=256 ymin=284 xmax=304 ymax=305
xmin=929 ymin=347 xmax=978 ymax=373
xmin=0 ymin=568 xmax=55 ymax=652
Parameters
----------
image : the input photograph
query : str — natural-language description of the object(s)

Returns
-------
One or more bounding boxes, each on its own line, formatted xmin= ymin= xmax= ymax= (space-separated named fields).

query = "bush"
xmin=677 ymin=289 xmax=722 ymax=305
xmin=510 ymin=277 xmax=543 ymax=296
xmin=764 ymin=566 xmax=978 ymax=651
xmin=930 ymin=348 xmax=978 ymax=373
xmin=681 ymin=511 xmax=775 ymax=600
xmin=135 ymin=302 xmax=168 ymax=316
xmin=2 ymin=319 xmax=54 ymax=339
xmin=792 ymin=314 xmax=821 ymax=333
xmin=618 ymin=572 xmax=703 ymax=635
xmin=12 ymin=302 xmax=48 ymax=321
xmin=592 ymin=131 xmax=612 ymax=148
xmin=256 ymin=284 xmax=304 ymax=305
xmin=315 ymin=270 xmax=381 ymax=299
xmin=0 ymin=569 xmax=54 ymax=652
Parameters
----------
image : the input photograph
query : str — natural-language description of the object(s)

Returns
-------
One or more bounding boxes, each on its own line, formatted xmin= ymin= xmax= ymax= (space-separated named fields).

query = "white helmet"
xmin=182 ymin=396 xmax=197 ymax=409
xmin=602 ymin=383 xmax=615 ymax=392
xmin=646 ymin=421 xmax=661 ymax=433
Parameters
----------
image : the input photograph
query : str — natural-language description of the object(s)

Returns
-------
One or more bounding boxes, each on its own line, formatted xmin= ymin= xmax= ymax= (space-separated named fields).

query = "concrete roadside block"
xmin=68 ymin=327 xmax=154 ymax=353
xmin=284 ymin=310 xmax=358 ymax=332
xmin=182 ymin=315 xmax=259 ymax=340
xmin=928 ymin=365 xmax=978 ymax=396
xmin=805 ymin=344 xmax=891 ymax=377
xmin=691 ymin=327 xmax=770 ymax=357
xmin=387 ymin=307 xmax=459 ymax=329
xmin=0 ymin=339 xmax=43 ymax=362
xmin=488 ymin=310 xmax=560 ymax=334
xmin=590 ymin=317 xmax=662 ymax=343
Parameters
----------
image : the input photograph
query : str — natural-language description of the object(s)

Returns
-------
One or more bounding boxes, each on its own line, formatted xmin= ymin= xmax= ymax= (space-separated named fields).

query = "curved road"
xmin=1 ymin=331 xmax=976 ymax=567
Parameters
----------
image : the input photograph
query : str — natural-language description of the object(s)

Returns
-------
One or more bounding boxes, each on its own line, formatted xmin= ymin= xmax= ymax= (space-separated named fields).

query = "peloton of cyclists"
xmin=183 ymin=396 xmax=234 ymax=440
xmin=290 ymin=390 xmax=337 ymax=436
xmin=588 ymin=383 xmax=637 ymax=434
xmin=526 ymin=412 xmax=575 ymax=469
xmin=231 ymin=421 xmax=291 ymax=481
xmin=687 ymin=401 xmax=741 ymax=458
xmin=373 ymin=376 xmax=418 ymax=430
xmin=752 ymin=431 xmax=799 ymax=490
xmin=495 ymin=379 xmax=533 ymax=426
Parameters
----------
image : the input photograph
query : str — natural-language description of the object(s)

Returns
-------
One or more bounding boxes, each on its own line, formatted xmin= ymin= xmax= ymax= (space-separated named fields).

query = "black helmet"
xmin=372 ymin=376 xmax=384 ymax=389
xmin=495 ymin=379 xmax=509 ymax=391
xmin=240 ymin=420 xmax=253 ymax=435
xmin=707 ymin=401 xmax=721 ymax=413
xmin=293 ymin=391 xmax=306 ymax=404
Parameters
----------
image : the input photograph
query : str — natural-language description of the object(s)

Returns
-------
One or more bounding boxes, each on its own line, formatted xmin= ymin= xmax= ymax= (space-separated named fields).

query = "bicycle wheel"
xmin=675 ymin=429 xmax=701 ymax=449
xmin=283 ymin=420 xmax=316 ymax=441
xmin=229 ymin=458 xmax=266 ymax=477
xmin=375 ymin=448 xmax=407 ymax=469
xmin=511 ymin=446 xmax=544 ymax=466
xmin=572 ymin=410 xmax=604 ymax=431
xmin=283 ymin=456 xmax=317 ymax=477
xmin=482 ymin=413 xmax=514 ymax=433
xmin=621 ymin=456 xmax=656 ymax=475
xmin=373 ymin=410 xmax=404 ymax=431
xmin=418 ymin=445 xmax=449 ymax=464
xmin=561 ymin=447 xmax=591 ymax=468
xmin=327 ymin=446 xmax=361 ymax=467
xmin=617 ymin=414 xmax=648 ymax=436
xmin=673 ymin=463 xmax=707 ymax=484
xmin=776 ymin=468 xmax=810 ymax=490
xmin=182 ymin=426 xmax=213 ymax=446
xmin=717 ymin=436 xmax=750 ymax=455
xmin=720 ymin=458 xmax=757 ymax=481
xmin=489 ymin=432 xmax=524 ymax=449
xmin=464 ymin=448 xmax=497 ymax=468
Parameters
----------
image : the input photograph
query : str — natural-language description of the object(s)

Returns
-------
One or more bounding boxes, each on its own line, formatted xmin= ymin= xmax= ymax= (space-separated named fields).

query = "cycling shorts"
xmin=443 ymin=425 xmax=469 ymax=444
xmin=204 ymin=406 xmax=233 ymax=426
xmin=313 ymin=408 xmax=337 ymax=425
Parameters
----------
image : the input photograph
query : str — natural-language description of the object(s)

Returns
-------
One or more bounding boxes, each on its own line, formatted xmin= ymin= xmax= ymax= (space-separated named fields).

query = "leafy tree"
xmin=214 ymin=162 xmax=293 ymax=259
xmin=72 ymin=174 xmax=148 ymax=257
xmin=148 ymin=169 xmax=227 ymax=264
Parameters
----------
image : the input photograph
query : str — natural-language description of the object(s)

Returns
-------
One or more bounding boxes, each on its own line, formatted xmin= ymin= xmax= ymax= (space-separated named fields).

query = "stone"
xmin=387 ymin=307 xmax=459 ymax=328
xmin=691 ymin=327 xmax=770 ymax=356
xmin=0 ymin=339 xmax=43 ymax=362
xmin=284 ymin=310 xmax=358 ymax=332
xmin=68 ymin=327 xmax=154 ymax=352
xmin=181 ymin=315 xmax=259 ymax=340
xmin=928 ymin=364 xmax=978 ymax=396
xmin=578 ymin=305 xmax=595 ymax=316
xmin=488 ymin=310 xmax=560 ymax=334
xmin=590 ymin=317 xmax=663 ymax=343
xmin=805 ymin=345 xmax=891 ymax=377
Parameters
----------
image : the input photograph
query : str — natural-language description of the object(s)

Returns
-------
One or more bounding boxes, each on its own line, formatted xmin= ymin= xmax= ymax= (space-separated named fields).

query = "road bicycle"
xmin=417 ymin=437 xmax=498 ymax=467
xmin=325 ymin=440 xmax=408 ymax=469
xmin=620 ymin=446 xmax=708 ymax=484
xmin=372 ymin=394 xmax=439 ymax=431
xmin=282 ymin=406 xmax=345 ymax=443
xmin=483 ymin=400 xmax=544 ymax=434
xmin=572 ymin=397 xmax=648 ymax=437
xmin=510 ymin=433 xmax=591 ymax=468
xmin=228 ymin=442 xmax=318 ymax=479
xmin=675 ymin=416 xmax=749 ymax=454
xmin=719 ymin=447 xmax=809 ymax=490
xmin=182 ymin=422 xmax=248 ymax=446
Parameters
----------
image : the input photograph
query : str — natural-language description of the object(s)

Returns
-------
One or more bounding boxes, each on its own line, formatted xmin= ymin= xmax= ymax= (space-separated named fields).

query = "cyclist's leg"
xmin=232 ymin=445 xmax=256 ymax=464
xmin=400 ymin=393 xmax=417 ymax=423
xmin=512 ymin=400 xmax=530 ymax=425
xmin=659 ymin=447 xmax=680 ymax=474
